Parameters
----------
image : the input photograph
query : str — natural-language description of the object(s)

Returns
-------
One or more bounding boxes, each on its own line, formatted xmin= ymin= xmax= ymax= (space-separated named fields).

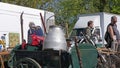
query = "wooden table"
xmin=0 ymin=51 xmax=10 ymax=68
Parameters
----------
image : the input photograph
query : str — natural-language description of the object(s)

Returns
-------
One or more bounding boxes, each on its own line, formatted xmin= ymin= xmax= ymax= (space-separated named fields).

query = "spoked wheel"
xmin=14 ymin=57 xmax=41 ymax=68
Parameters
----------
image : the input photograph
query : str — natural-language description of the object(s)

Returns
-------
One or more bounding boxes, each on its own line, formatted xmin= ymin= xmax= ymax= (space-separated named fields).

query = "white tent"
xmin=0 ymin=2 xmax=55 ymax=47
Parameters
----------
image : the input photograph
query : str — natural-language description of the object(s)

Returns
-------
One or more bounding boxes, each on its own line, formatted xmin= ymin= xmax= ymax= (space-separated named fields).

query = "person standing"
xmin=106 ymin=16 xmax=120 ymax=51
xmin=86 ymin=20 xmax=94 ymax=39
xmin=106 ymin=16 xmax=120 ymax=68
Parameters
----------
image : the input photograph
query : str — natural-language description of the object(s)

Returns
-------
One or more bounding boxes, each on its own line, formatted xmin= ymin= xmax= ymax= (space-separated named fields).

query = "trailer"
xmin=0 ymin=2 xmax=55 ymax=48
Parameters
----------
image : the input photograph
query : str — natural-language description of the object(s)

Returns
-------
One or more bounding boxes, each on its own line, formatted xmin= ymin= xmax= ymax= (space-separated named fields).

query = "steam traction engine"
xmin=8 ymin=26 xmax=98 ymax=68
xmin=8 ymin=26 xmax=71 ymax=68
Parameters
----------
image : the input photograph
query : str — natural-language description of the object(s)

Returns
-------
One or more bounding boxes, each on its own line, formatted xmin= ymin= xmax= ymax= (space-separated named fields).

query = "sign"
xmin=9 ymin=33 xmax=20 ymax=47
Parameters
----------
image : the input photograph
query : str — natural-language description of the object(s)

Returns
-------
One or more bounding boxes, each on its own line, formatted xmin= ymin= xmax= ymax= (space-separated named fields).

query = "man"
xmin=27 ymin=22 xmax=36 ymax=44
xmin=107 ymin=16 xmax=120 ymax=51
xmin=86 ymin=20 xmax=94 ymax=39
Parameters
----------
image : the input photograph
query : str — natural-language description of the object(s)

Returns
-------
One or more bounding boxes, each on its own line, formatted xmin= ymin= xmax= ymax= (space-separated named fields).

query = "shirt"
xmin=86 ymin=27 xmax=93 ymax=38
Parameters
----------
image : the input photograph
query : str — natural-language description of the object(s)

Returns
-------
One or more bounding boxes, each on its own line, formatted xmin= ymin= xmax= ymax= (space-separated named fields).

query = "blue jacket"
xmin=36 ymin=28 xmax=44 ymax=36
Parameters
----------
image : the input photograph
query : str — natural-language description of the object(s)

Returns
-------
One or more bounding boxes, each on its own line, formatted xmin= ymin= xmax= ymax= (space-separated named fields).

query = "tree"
xmin=2 ymin=0 xmax=52 ymax=9
xmin=111 ymin=0 xmax=120 ymax=14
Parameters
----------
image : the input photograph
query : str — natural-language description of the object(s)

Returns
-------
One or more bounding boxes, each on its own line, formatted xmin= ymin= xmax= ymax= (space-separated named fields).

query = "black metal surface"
xmin=14 ymin=50 xmax=70 ymax=68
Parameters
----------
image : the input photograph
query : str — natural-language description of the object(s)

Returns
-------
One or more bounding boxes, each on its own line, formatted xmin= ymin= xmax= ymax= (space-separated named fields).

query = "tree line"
xmin=1 ymin=0 xmax=120 ymax=36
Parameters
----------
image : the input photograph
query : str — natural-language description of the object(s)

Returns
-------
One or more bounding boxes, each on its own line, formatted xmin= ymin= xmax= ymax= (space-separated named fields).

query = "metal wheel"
xmin=14 ymin=57 xmax=41 ymax=68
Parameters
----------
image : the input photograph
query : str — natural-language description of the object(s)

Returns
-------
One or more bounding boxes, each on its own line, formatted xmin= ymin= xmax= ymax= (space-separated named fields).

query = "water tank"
xmin=43 ymin=26 xmax=67 ymax=51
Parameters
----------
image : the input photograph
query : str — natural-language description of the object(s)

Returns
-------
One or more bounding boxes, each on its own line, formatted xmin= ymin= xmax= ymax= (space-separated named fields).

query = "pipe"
xmin=74 ymin=37 xmax=83 ymax=68
xmin=40 ymin=13 xmax=47 ymax=34
xmin=20 ymin=12 xmax=24 ymax=42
